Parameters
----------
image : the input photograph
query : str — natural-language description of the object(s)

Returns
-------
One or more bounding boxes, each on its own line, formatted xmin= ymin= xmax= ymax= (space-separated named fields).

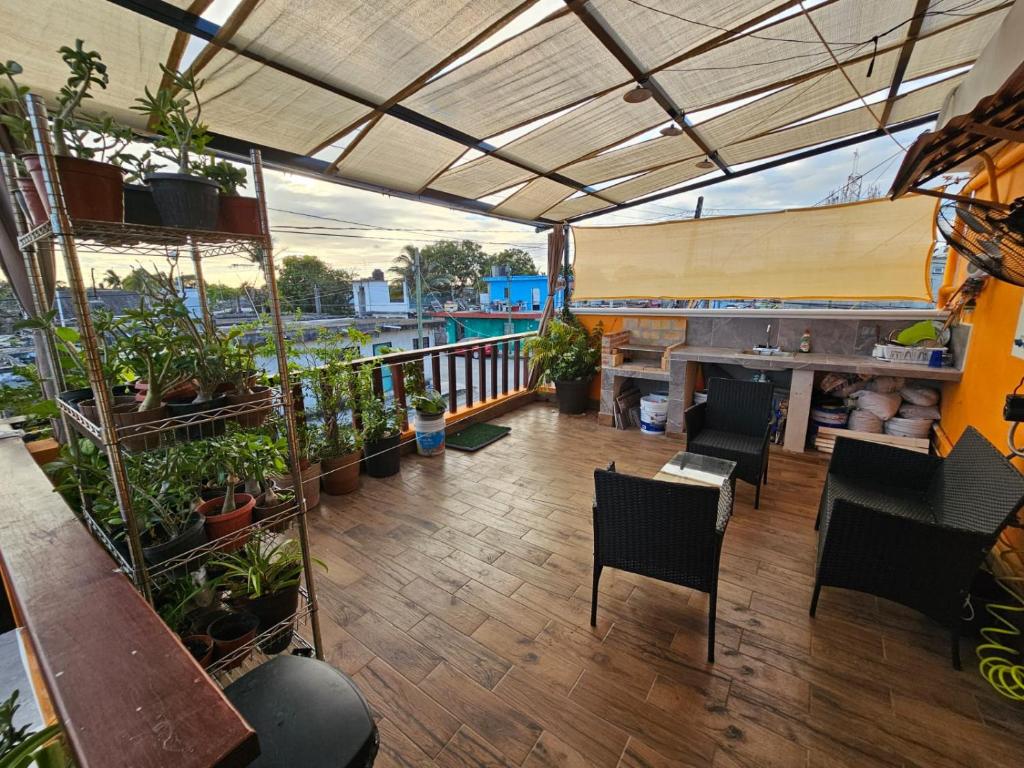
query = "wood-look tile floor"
xmin=308 ymin=403 xmax=1024 ymax=768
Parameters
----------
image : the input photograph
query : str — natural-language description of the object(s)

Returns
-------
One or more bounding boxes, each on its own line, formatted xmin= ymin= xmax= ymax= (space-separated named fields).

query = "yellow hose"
xmin=976 ymin=537 xmax=1024 ymax=701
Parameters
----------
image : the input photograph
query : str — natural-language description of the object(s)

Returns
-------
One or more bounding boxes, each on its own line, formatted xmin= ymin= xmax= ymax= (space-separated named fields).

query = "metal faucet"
xmin=765 ymin=323 xmax=772 ymax=349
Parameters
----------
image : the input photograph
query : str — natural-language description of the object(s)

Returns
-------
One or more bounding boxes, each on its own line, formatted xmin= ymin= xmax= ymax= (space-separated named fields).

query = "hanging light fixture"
xmin=623 ymin=83 xmax=653 ymax=103
xmin=695 ymin=155 xmax=715 ymax=169
xmin=660 ymin=122 xmax=684 ymax=137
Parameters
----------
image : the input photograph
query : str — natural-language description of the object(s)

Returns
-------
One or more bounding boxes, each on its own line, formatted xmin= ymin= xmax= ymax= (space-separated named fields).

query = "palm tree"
xmin=389 ymin=245 xmax=442 ymax=294
xmin=101 ymin=269 xmax=122 ymax=289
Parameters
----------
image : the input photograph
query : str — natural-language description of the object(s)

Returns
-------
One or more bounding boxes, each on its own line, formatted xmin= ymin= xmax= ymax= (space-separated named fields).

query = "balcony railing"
xmin=296 ymin=331 xmax=536 ymax=430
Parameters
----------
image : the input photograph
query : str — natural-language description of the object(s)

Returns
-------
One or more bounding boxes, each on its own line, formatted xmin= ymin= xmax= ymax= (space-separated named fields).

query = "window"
xmin=388 ymin=282 xmax=405 ymax=302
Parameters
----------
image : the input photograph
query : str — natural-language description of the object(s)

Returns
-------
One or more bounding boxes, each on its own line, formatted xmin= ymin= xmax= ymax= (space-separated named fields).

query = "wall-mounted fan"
xmin=938 ymin=196 xmax=1024 ymax=287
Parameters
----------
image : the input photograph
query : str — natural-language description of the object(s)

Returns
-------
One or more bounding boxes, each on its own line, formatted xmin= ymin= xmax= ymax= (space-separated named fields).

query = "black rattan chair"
xmin=811 ymin=427 xmax=1024 ymax=669
xmin=592 ymin=461 xmax=735 ymax=662
xmin=684 ymin=377 xmax=774 ymax=508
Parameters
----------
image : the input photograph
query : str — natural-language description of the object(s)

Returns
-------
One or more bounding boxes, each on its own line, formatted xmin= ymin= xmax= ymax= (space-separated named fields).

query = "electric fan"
xmin=937 ymin=196 xmax=1024 ymax=287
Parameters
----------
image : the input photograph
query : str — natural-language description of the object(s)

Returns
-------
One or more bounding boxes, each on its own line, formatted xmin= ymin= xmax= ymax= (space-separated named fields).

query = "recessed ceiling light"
xmin=660 ymin=123 xmax=684 ymax=137
xmin=623 ymin=84 xmax=653 ymax=103
xmin=695 ymin=155 xmax=715 ymax=169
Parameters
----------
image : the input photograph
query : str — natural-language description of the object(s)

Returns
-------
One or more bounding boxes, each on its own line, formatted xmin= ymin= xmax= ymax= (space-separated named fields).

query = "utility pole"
xmin=90 ymin=267 xmax=98 ymax=299
xmin=505 ymin=268 xmax=513 ymax=334
xmin=313 ymin=283 xmax=322 ymax=314
xmin=414 ymin=248 xmax=424 ymax=348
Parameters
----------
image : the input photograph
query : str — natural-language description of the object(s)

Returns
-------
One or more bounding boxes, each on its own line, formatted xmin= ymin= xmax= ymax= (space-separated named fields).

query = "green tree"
xmin=101 ymin=269 xmax=122 ymax=289
xmin=420 ymin=239 xmax=485 ymax=299
xmin=478 ymin=247 xmax=539 ymax=278
xmin=277 ymin=254 xmax=353 ymax=315
xmin=389 ymin=244 xmax=445 ymax=294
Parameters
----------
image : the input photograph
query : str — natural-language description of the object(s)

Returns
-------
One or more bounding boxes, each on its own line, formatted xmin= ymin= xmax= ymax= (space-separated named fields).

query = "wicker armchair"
xmin=811 ymin=427 xmax=1024 ymax=669
xmin=592 ymin=461 xmax=735 ymax=662
xmin=684 ymin=377 xmax=774 ymax=508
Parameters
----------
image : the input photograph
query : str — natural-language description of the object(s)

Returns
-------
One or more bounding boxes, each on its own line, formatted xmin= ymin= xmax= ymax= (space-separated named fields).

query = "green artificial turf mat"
xmin=445 ymin=423 xmax=511 ymax=452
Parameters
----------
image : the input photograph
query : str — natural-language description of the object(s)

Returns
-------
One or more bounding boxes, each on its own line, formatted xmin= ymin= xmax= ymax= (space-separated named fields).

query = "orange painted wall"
xmin=936 ymin=145 xmax=1024 ymax=554
xmin=936 ymin=144 xmax=1024 ymax=469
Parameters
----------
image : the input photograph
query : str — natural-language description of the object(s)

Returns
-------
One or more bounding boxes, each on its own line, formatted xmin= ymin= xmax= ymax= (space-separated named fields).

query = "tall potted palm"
xmin=524 ymin=315 xmax=601 ymax=414
xmin=307 ymin=328 xmax=365 ymax=494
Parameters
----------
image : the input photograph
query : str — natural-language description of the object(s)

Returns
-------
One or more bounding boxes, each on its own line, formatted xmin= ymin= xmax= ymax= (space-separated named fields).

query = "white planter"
xmin=413 ymin=411 xmax=446 ymax=456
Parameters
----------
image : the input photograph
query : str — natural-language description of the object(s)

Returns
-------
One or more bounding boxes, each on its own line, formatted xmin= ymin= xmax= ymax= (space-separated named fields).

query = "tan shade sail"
xmin=572 ymin=195 xmax=938 ymax=300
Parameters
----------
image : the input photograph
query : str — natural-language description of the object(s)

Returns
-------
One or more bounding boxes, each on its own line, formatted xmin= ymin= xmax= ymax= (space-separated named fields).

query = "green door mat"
xmin=446 ymin=423 xmax=511 ymax=452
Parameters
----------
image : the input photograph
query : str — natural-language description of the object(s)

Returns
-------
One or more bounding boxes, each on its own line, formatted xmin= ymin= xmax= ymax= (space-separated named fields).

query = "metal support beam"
xmin=568 ymin=114 xmax=938 ymax=223
xmin=878 ymin=0 xmax=931 ymax=126
xmin=964 ymin=121 xmax=1024 ymax=144
xmin=566 ymin=0 xmax=731 ymax=175
xmin=105 ymin=0 xmax=617 ymax=206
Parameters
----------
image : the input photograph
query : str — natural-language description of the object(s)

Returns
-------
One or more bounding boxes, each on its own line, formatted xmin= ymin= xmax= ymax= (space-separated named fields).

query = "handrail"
xmin=0 ymin=439 xmax=259 ymax=768
xmin=294 ymin=331 xmax=537 ymax=429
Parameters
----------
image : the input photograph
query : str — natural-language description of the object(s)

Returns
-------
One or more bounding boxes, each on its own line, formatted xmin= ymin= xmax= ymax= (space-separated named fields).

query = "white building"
xmin=352 ymin=276 xmax=410 ymax=316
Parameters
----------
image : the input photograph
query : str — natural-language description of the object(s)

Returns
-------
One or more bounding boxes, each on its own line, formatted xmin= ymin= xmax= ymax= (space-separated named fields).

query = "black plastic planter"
xmin=123 ymin=184 xmax=162 ymax=226
xmin=235 ymin=585 xmax=301 ymax=654
xmin=165 ymin=394 xmax=230 ymax=440
xmin=142 ymin=514 xmax=207 ymax=568
xmin=364 ymin=434 xmax=401 ymax=478
xmin=146 ymin=173 xmax=220 ymax=230
xmin=554 ymin=378 xmax=591 ymax=414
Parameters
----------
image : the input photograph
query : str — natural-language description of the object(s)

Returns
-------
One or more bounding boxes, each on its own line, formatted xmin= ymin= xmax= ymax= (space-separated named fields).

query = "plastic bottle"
xmin=799 ymin=329 xmax=812 ymax=353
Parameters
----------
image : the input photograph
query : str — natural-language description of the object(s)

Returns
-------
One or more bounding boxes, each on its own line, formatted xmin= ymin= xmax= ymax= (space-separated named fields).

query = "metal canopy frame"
xmin=102 ymin=0 xmax=978 ymax=225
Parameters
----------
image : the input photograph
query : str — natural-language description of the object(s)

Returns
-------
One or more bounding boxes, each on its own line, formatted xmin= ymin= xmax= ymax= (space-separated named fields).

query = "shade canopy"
xmin=1 ymin=0 xmax=1010 ymax=225
xmin=571 ymin=194 xmax=939 ymax=300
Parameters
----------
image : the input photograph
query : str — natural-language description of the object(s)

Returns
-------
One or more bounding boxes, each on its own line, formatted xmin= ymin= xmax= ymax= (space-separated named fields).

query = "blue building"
xmin=481 ymin=274 xmax=562 ymax=312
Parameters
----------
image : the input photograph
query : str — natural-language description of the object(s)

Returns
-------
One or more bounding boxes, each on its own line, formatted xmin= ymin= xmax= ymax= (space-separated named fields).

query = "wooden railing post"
xmin=431 ymin=352 xmax=442 ymax=394
xmin=490 ymin=342 xmax=498 ymax=400
xmin=501 ymin=342 xmax=509 ymax=396
xmin=392 ymin=363 xmax=408 ymax=430
xmin=513 ymin=339 xmax=521 ymax=390
xmin=477 ymin=345 xmax=487 ymax=403
xmin=465 ymin=349 xmax=474 ymax=408
xmin=447 ymin=352 xmax=458 ymax=413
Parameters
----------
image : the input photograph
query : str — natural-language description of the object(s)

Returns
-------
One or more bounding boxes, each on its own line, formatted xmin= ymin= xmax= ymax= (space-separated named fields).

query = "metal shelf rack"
xmin=0 ymin=93 xmax=324 ymax=669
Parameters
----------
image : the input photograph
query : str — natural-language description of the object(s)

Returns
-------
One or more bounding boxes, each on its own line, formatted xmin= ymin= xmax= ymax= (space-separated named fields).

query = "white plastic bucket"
xmin=413 ymin=411 xmax=446 ymax=456
xmin=640 ymin=393 xmax=669 ymax=435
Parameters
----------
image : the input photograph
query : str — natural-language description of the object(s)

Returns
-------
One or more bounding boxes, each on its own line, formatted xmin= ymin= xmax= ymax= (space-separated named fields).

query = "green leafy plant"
xmin=410 ymin=389 xmax=446 ymax=416
xmin=355 ymin=361 xmax=404 ymax=443
xmin=523 ymin=316 xmax=601 ymax=383
xmin=302 ymin=327 xmax=366 ymax=459
xmin=0 ymin=690 xmax=66 ymax=768
xmin=51 ymin=40 xmax=109 ymax=158
xmin=132 ymin=65 xmax=211 ymax=175
xmin=155 ymin=571 xmax=213 ymax=635
xmin=210 ymin=534 xmax=324 ymax=600
xmin=0 ymin=60 xmax=30 ymax=158
xmin=198 ymin=158 xmax=246 ymax=195
xmin=44 ymin=438 xmax=110 ymax=513
xmin=205 ymin=430 xmax=288 ymax=513
xmin=113 ymin=299 xmax=189 ymax=410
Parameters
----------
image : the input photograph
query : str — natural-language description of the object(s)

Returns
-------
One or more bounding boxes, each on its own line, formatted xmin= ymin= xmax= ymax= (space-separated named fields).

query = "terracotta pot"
xmin=275 ymin=462 xmax=321 ymax=509
xmin=24 ymin=154 xmax=124 ymax=222
xmin=182 ymin=634 xmax=214 ymax=669
xmin=208 ymin=611 xmax=259 ymax=669
xmin=218 ymin=195 xmax=262 ymax=236
xmin=16 ymin=176 xmax=46 ymax=227
xmin=198 ymin=493 xmax=255 ymax=552
xmin=227 ymin=385 xmax=273 ymax=429
xmin=134 ymin=378 xmax=196 ymax=405
xmin=254 ymin=490 xmax=295 ymax=533
xmin=321 ymin=451 xmax=362 ymax=495
xmin=113 ymin=404 xmax=168 ymax=452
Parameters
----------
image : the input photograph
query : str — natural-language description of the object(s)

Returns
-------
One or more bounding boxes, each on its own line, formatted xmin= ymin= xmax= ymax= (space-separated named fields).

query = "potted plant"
xmin=132 ymin=65 xmax=219 ymax=229
xmin=0 ymin=59 xmax=45 ymax=227
xmin=207 ymin=610 xmax=259 ymax=668
xmin=403 ymin=358 xmax=446 ymax=456
xmin=156 ymin=573 xmax=216 ymax=668
xmin=196 ymin=432 xmax=259 ymax=551
xmin=224 ymin=326 xmax=272 ymax=428
xmin=211 ymin=535 xmax=324 ymax=654
xmin=304 ymin=328 xmax=364 ymax=494
xmin=21 ymin=41 xmax=126 ymax=223
xmin=118 ymin=148 xmax=162 ymax=226
xmin=200 ymin=158 xmax=261 ymax=236
xmin=129 ymin=449 xmax=208 ymax=567
xmin=357 ymin=363 xmax=404 ymax=478
xmin=523 ymin=315 xmax=601 ymax=414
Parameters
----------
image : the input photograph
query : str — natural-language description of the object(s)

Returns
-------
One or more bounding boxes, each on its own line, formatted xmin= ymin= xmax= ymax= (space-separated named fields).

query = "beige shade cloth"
xmin=334 ymin=116 xmax=465 ymax=193
xmin=0 ymin=0 xmax=188 ymax=130
xmin=592 ymin=159 xmax=710 ymax=205
xmin=571 ymin=195 xmax=938 ymax=300
xmin=492 ymin=177 xmax=577 ymax=219
xmin=904 ymin=6 xmax=1009 ymax=82
xmin=204 ymin=0 xmax=516 ymax=106
xmin=429 ymin=155 xmax=534 ymax=199
xmin=562 ymin=133 xmax=703 ymax=186
xmin=404 ymin=13 xmax=625 ymax=139
xmin=544 ymin=194 xmax=615 ymax=221
xmin=198 ymin=50 xmax=371 ymax=155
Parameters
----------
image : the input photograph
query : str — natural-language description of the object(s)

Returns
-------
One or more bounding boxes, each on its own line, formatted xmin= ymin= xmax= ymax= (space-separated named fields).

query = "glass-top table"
xmin=653 ymin=451 xmax=737 ymax=487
